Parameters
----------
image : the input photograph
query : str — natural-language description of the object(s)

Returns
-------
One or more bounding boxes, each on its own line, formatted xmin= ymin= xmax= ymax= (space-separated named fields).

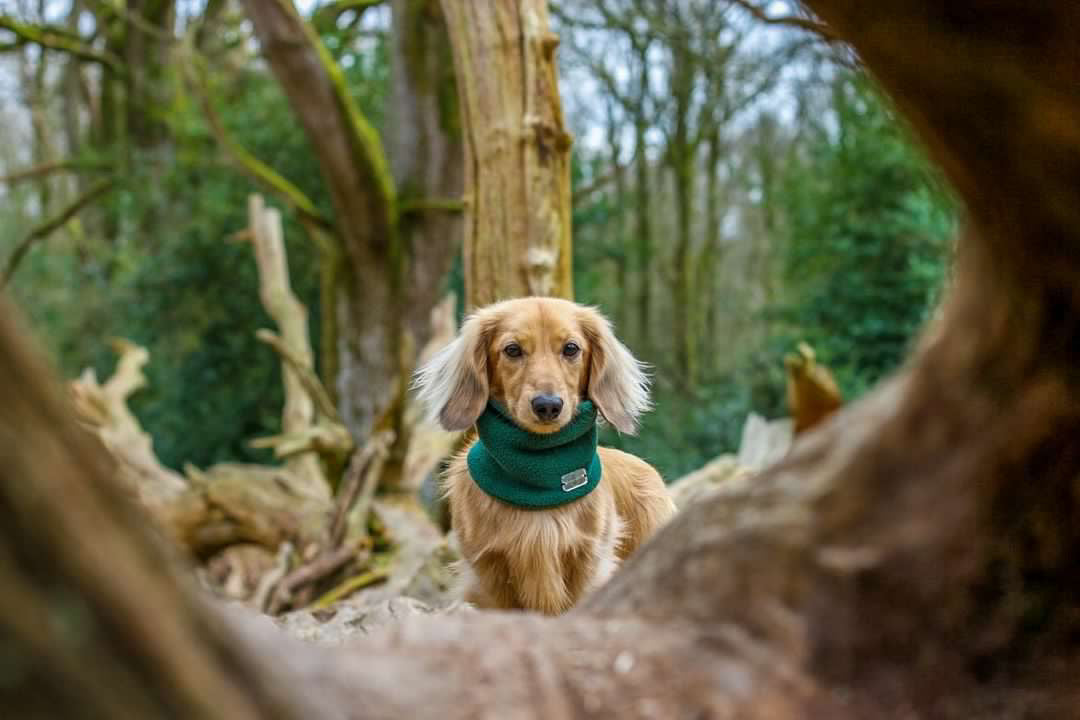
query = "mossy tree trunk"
xmin=632 ymin=57 xmax=653 ymax=351
xmin=384 ymin=0 xmax=464 ymax=492
xmin=242 ymin=0 xmax=463 ymax=476
xmin=667 ymin=35 xmax=698 ymax=385
xmin=4 ymin=1 xmax=1080 ymax=718
xmin=440 ymin=0 xmax=574 ymax=309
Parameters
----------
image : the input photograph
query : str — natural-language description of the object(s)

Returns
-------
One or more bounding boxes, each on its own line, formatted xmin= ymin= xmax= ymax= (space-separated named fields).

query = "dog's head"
xmin=414 ymin=297 xmax=650 ymax=435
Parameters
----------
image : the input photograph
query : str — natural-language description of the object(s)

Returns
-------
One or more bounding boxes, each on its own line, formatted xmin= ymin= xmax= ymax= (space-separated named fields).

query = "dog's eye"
xmin=562 ymin=342 xmax=581 ymax=358
xmin=504 ymin=343 xmax=523 ymax=358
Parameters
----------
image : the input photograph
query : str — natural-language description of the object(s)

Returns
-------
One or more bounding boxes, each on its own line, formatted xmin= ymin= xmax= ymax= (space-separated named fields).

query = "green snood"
xmin=467 ymin=400 xmax=602 ymax=509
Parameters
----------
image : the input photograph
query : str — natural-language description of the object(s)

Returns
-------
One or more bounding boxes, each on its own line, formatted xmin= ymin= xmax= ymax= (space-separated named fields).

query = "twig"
xmin=182 ymin=54 xmax=334 ymax=233
xmin=255 ymin=329 xmax=342 ymax=424
xmin=311 ymin=567 xmax=390 ymax=609
xmin=248 ymin=425 xmax=353 ymax=460
xmin=727 ymin=0 xmax=838 ymax=41
xmin=572 ymin=164 xmax=626 ymax=205
xmin=0 ymin=159 xmax=110 ymax=185
xmin=86 ymin=0 xmax=177 ymax=44
xmin=253 ymin=541 xmax=294 ymax=612
xmin=312 ymin=0 xmax=385 ymax=31
xmin=2 ymin=178 xmax=115 ymax=287
xmin=329 ymin=431 xmax=395 ymax=548
xmin=0 ymin=15 xmax=127 ymax=74
xmin=267 ymin=540 xmax=365 ymax=614
xmin=398 ymin=197 xmax=465 ymax=215
xmin=102 ymin=339 xmax=150 ymax=401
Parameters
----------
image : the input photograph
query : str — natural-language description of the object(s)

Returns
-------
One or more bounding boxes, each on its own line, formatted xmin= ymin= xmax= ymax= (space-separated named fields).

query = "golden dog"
xmin=414 ymin=297 xmax=675 ymax=614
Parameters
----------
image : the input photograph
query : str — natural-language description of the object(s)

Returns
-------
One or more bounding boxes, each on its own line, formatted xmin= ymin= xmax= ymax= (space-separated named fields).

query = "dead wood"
xmin=69 ymin=338 xmax=189 ymax=511
xmin=245 ymin=195 xmax=334 ymax=500
xmin=440 ymin=0 xmax=574 ymax=307
xmin=329 ymin=430 xmax=395 ymax=547
xmin=267 ymin=540 xmax=366 ymax=615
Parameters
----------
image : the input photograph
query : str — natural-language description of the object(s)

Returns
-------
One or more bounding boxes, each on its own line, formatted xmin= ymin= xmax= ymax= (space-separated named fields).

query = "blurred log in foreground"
xmin=4 ymin=1 xmax=1080 ymax=718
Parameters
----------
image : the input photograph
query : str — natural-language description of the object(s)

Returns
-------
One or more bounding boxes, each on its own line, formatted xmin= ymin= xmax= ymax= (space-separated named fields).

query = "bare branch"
xmin=398 ymin=197 xmax=464 ymax=215
xmin=2 ymin=178 xmax=115 ymax=287
xmin=311 ymin=0 xmax=384 ymax=32
xmin=329 ymin=430 xmax=395 ymax=548
xmin=184 ymin=55 xmax=335 ymax=234
xmin=86 ymin=0 xmax=177 ymax=43
xmin=267 ymin=540 xmax=366 ymax=614
xmin=0 ymin=159 xmax=111 ymax=185
xmin=727 ymin=0 xmax=838 ymax=42
xmin=0 ymin=15 xmax=126 ymax=74
xmin=241 ymin=0 xmax=397 ymax=249
xmin=572 ymin=164 xmax=627 ymax=205
xmin=255 ymin=329 xmax=342 ymax=425
xmin=248 ymin=424 xmax=353 ymax=459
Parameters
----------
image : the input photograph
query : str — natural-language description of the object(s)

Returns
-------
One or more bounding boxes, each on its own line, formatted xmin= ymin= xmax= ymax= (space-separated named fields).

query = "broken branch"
xmin=255 ymin=329 xmax=342 ymax=425
xmin=398 ymin=197 xmax=465 ymax=215
xmin=267 ymin=540 xmax=365 ymax=614
xmin=2 ymin=178 xmax=115 ymax=287
xmin=329 ymin=431 xmax=395 ymax=548
xmin=311 ymin=566 xmax=391 ymax=609
xmin=727 ymin=0 xmax=838 ymax=41
xmin=184 ymin=56 xmax=334 ymax=233
xmin=0 ymin=15 xmax=127 ymax=74
xmin=0 ymin=159 xmax=111 ymax=185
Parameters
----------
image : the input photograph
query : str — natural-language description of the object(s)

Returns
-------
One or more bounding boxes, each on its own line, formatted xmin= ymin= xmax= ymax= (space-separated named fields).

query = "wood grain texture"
xmin=441 ymin=0 xmax=574 ymax=308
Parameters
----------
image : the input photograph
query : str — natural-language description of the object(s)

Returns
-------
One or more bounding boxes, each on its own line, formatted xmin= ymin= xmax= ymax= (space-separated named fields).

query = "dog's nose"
xmin=531 ymin=394 xmax=564 ymax=422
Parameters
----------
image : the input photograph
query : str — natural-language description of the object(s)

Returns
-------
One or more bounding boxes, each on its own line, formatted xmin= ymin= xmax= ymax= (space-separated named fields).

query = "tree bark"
xmin=123 ymin=0 xmax=174 ymax=153
xmin=606 ymin=101 xmax=629 ymax=331
xmin=384 ymin=0 xmax=464 ymax=492
xmin=440 ymin=0 xmax=574 ymax=309
xmin=243 ymin=0 xmax=464 ymax=462
xmin=4 ymin=1 xmax=1080 ymax=718
xmin=668 ymin=39 xmax=698 ymax=385
xmin=242 ymin=0 xmax=400 ymax=442
xmin=631 ymin=44 xmax=653 ymax=351
xmin=698 ymin=127 xmax=723 ymax=363
xmin=246 ymin=196 xmax=329 ymax=499
xmin=0 ymin=303 xmax=310 ymax=720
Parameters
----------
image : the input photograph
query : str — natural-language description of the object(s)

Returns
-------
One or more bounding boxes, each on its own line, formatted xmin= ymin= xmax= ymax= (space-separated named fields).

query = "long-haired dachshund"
xmin=414 ymin=297 xmax=676 ymax=614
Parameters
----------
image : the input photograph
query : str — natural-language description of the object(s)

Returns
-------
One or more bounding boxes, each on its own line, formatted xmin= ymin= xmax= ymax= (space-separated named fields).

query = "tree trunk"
xmin=698 ymin=127 xmax=722 ymax=364
xmin=242 ymin=0 xmax=400 ymax=443
xmin=608 ymin=111 xmax=629 ymax=331
xmin=632 ymin=47 xmax=653 ymax=351
xmin=4 ymin=1 xmax=1080 ymax=718
xmin=440 ymin=0 xmax=574 ymax=309
xmin=383 ymin=0 xmax=464 ymax=492
xmin=243 ymin=0 xmax=463 ymax=459
xmin=390 ymin=0 xmax=463 ymax=362
xmin=124 ymin=0 xmax=174 ymax=153
xmin=669 ymin=46 xmax=697 ymax=385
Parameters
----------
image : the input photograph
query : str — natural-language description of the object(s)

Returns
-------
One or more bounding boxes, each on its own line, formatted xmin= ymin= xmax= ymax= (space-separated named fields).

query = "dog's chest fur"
xmin=445 ymin=445 xmax=623 ymax=615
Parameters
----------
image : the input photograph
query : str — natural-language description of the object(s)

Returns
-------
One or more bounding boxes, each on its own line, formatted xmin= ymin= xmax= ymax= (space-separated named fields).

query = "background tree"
xmin=441 ymin=0 xmax=574 ymax=309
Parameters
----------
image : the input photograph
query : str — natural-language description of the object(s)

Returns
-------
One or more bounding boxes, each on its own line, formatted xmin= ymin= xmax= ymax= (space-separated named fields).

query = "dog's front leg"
xmin=512 ymin=552 xmax=572 ymax=615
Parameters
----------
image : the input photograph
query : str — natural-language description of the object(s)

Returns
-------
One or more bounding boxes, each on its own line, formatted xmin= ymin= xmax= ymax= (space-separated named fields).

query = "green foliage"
xmin=579 ymin=73 xmax=954 ymax=480
xmin=773 ymin=73 xmax=954 ymax=398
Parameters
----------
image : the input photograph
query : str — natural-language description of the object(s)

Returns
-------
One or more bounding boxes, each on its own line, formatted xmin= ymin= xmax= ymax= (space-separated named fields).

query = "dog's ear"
xmin=413 ymin=310 xmax=495 ymax=431
xmin=579 ymin=307 xmax=651 ymax=435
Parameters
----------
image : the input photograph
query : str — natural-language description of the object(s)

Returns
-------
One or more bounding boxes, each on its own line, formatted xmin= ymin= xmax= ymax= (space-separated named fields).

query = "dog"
xmin=414 ymin=297 xmax=676 ymax=614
